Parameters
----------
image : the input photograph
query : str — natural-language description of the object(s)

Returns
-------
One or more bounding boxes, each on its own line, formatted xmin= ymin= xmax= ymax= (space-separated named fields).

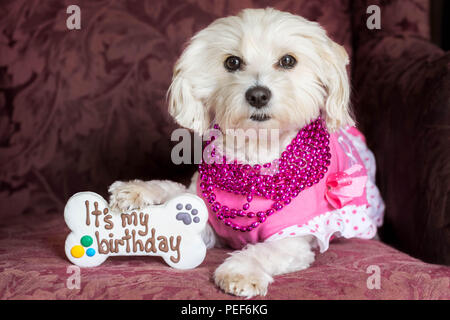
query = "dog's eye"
xmin=224 ymin=56 xmax=242 ymax=72
xmin=279 ymin=54 xmax=297 ymax=69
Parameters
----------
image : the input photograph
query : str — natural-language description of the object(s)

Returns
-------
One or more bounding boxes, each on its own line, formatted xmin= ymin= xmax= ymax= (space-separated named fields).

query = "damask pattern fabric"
xmin=0 ymin=0 xmax=352 ymax=218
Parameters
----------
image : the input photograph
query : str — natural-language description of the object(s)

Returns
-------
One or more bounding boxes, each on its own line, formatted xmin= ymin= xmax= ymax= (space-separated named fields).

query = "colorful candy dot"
xmin=71 ymin=245 xmax=85 ymax=258
xmin=80 ymin=235 xmax=93 ymax=247
xmin=86 ymin=248 xmax=96 ymax=257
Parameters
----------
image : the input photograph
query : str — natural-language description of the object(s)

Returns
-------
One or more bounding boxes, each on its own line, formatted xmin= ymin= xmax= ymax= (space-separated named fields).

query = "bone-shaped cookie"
xmin=64 ymin=192 xmax=208 ymax=269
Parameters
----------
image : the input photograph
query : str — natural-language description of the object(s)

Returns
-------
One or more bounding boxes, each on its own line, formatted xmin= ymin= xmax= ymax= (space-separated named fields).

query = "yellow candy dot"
xmin=71 ymin=245 xmax=85 ymax=258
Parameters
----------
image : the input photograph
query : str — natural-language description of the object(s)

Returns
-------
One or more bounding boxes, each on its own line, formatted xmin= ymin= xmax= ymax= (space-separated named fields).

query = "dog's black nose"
xmin=245 ymin=86 xmax=271 ymax=108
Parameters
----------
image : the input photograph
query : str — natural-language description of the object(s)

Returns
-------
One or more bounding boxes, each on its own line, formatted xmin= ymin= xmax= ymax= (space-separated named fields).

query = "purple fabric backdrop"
xmin=352 ymin=0 xmax=450 ymax=265
xmin=0 ymin=0 xmax=353 ymax=217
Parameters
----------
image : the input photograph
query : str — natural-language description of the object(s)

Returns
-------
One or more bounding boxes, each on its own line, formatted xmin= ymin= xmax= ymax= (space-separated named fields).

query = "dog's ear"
xmin=168 ymin=50 xmax=209 ymax=134
xmin=320 ymin=39 xmax=354 ymax=131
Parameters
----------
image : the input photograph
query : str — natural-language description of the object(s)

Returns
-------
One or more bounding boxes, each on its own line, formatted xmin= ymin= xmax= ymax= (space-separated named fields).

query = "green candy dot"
xmin=80 ymin=235 xmax=93 ymax=247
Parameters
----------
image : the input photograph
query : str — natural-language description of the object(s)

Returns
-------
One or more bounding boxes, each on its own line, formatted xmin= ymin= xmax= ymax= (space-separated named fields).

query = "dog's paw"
xmin=214 ymin=260 xmax=273 ymax=298
xmin=108 ymin=180 xmax=162 ymax=212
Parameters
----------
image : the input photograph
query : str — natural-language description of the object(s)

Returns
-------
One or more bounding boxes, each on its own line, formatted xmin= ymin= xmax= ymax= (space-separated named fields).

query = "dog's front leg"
xmin=214 ymin=235 xmax=315 ymax=298
xmin=108 ymin=174 xmax=218 ymax=249
xmin=108 ymin=179 xmax=187 ymax=212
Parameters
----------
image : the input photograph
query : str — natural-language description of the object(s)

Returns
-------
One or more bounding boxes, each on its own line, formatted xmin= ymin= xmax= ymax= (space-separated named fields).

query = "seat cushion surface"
xmin=0 ymin=214 xmax=448 ymax=300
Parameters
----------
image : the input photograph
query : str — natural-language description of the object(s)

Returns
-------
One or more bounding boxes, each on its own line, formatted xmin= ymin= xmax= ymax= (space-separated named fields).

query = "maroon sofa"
xmin=0 ymin=0 xmax=449 ymax=299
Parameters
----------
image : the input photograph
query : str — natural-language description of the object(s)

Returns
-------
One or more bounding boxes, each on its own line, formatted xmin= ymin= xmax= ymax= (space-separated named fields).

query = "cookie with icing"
xmin=64 ymin=192 xmax=208 ymax=269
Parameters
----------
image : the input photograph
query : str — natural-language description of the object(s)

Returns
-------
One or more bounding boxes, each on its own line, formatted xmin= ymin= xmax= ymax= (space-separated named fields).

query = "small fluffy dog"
xmin=109 ymin=8 xmax=384 ymax=298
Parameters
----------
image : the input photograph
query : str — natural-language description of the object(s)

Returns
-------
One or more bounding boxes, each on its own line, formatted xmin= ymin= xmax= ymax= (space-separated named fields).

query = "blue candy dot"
xmin=86 ymin=248 xmax=96 ymax=257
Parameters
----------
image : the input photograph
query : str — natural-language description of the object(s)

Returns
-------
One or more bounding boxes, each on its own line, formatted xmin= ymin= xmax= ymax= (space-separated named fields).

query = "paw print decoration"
xmin=176 ymin=203 xmax=200 ymax=225
xmin=64 ymin=192 xmax=208 ymax=269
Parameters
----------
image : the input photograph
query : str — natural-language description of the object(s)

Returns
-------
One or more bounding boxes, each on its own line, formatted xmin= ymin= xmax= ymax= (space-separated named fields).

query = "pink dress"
xmin=197 ymin=127 xmax=385 ymax=251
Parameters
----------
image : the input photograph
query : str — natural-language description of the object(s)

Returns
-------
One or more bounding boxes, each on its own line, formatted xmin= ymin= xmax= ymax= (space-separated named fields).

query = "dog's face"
xmin=168 ymin=8 xmax=354 ymax=135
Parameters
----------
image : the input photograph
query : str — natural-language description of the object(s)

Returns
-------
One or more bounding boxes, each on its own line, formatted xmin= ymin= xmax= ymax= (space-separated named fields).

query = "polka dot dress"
xmin=266 ymin=128 xmax=385 ymax=252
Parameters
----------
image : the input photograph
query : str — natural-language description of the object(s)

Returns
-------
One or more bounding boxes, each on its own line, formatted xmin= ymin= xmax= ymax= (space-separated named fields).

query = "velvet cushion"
xmin=353 ymin=35 xmax=450 ymax=264
xmin=0 ymin=214 xmax=449 ymax=299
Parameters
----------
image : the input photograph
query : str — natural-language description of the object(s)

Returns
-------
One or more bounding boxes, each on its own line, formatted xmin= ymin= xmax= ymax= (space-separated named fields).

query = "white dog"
xmin=109 ymin=8 xmax=384 ymax=298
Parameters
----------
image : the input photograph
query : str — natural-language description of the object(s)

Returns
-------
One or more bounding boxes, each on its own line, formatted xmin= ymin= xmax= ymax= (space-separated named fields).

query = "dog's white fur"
xmin=109 ymin=8 xmax=353 ymax=298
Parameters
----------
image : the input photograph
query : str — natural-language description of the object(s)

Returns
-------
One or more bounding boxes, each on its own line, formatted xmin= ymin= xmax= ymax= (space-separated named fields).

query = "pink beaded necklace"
xmin=198 ymin=116 xmax=331 ymax=232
